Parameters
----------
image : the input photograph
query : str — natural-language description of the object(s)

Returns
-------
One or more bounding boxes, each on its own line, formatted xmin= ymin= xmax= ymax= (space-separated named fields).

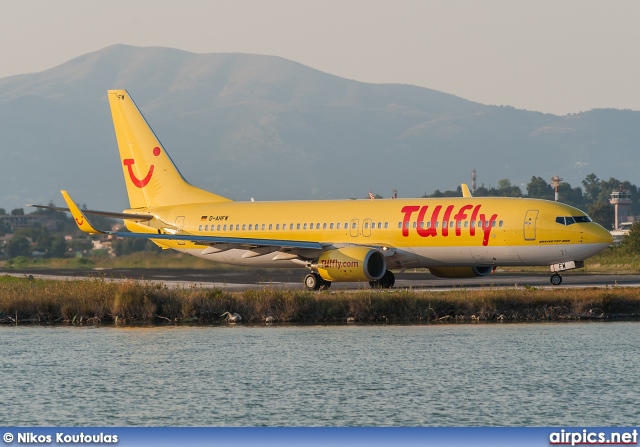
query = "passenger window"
xmin=499 ymin=221 xmax=503 ymax=227
xmin=249 ymin=224 xmax=252 ymax=230
xmin=384 ymin=222 xmax=388 ymax=229
xmin=199 ymin=225 xmax=202 ymax=231
xmin=323 ymin=223 xmax=327 ymax=230
xmin=276 ymin=224 xmax=280 ymax=230
xmin=398 ymin=222 xmax=402 ymax=229
xmin=412 ymin=222 xmax=417 ymax=228
xmin=492 ymin=221 xmax=496 ymax=227
xmin=304 ymin=223 xmax=308 ymax=230
xmin=464 ymin=221 xmax=468 ymax=228
xmin=290 ymin=224 xmax=294 ymax=230
xmin=471 ymin=221 xmax=475 ymax=228
xmin=297 ymin=223 xmax=301 ymax=230
xmin=364 ymin=222 xmax=369 ymax=229
xmin=242 ymin=224 xmax=246 ymax=230
xmin=450 ymin=221 xmax=454 ymax=228
xmin=217 ymin=225 xmax=221 ymax=231
xmin=330 ymin=223 xmax=334 ymax=230
xmin=310 ymin=223 xmax=314 ymax=230
xmin=269 ymin=224 xmax=272 ymax=230
xmin=223 ymin=224 xmax=227 ymax=231
xmin=337 ymin=223 xmax=341 ymax=229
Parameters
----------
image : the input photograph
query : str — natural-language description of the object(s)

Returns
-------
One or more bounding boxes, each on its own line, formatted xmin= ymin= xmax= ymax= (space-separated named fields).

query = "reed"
xmin=1 ymin=275 xmax=639 ymax=325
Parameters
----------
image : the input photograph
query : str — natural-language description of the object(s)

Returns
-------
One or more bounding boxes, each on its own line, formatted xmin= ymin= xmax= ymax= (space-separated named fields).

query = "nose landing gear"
xmin=550 ymin=273 xmax=563 ymax=286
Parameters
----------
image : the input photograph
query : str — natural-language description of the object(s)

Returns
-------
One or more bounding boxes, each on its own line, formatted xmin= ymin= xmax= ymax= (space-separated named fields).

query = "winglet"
xmin=60 ymin=190 xmax=103 ymax=234
xmin=461 ymin=184 xmax=472 ymax=198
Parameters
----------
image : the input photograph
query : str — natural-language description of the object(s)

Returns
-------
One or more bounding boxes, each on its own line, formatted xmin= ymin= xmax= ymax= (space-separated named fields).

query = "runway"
xmin=2 ymin=267 xmax=639 ymax=291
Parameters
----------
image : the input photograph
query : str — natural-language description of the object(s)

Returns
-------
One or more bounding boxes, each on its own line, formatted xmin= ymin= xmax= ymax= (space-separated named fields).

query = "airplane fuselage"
xmin=125 ymin=196 xmax=611 ymax=271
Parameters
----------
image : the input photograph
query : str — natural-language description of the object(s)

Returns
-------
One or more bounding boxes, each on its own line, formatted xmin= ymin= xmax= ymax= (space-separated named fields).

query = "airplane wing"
xmin=27 ymin=202 xmax=153 ymax=222
xmin=60 ymin=190 xmax=324 ymax=253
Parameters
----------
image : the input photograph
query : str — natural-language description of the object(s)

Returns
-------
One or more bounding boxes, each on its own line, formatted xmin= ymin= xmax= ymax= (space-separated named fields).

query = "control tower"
xmin=609 ymin=186 xmax=632 ymax=230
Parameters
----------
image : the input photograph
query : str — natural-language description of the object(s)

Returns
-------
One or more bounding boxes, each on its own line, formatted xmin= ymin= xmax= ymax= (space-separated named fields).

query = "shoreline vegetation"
xmin=1 ymin=275 xmax=639 ymax=325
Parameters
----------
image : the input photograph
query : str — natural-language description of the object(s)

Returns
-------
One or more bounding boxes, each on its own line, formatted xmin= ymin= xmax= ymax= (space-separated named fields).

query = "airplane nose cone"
xmin=584 ymin=222 xmax=613 ymax=245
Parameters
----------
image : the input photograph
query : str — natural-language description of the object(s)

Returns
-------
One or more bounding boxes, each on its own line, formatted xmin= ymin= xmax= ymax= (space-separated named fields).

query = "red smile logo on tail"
xmin=123 ymin=147 xmax=161 ymax=188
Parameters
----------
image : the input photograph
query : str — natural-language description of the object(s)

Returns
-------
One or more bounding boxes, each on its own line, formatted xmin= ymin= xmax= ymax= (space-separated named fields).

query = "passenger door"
xmin=524 ymin=210 xmax=538 ymax=241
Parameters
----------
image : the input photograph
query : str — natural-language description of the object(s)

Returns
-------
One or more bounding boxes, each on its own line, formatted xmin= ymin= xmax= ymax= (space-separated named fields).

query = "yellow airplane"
xmin=37 ymin=89 xmax=613 ymax=289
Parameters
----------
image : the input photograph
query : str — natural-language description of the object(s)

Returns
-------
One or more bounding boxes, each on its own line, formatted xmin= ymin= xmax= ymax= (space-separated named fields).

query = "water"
xmin=1 ymin=322 xmax=638 ymax=426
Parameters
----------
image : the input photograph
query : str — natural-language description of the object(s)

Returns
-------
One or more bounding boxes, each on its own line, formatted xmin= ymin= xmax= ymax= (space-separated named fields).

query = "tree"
xmin=49 ymin=236 xmax=68 ymax=258
xmin=526 ymin=176 xmax=553 ymax=200
xmin=582 ymin=173 xmax=601 ymax=203
xmin=0 ymin=208 xmax=6 ymax=215
xmin=496 ymin=179 xmax=522 ymax=197
xmin=619 ymin=222 xmax=640 ymax=255
xmin=112 ymin=238 xmax=160 ymax=256
xmin=587 ymin=202 xmax=615 ymax=230
xmin=6 ymin=236 xmax=31 ymax=258
xmin=558 ymin=183 xmax=584 ymax=209
xmin=10 ymin=208 xmax=24 ymax=216
xmin=423 ymin=186 xmax=462 ymax=198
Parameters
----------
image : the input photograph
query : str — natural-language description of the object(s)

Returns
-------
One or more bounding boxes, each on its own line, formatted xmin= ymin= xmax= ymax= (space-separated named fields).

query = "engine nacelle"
xmin=428 ymin=266 xmax=494 ymax=278
xmin=315 ymin=247 xmax=386 ymax=282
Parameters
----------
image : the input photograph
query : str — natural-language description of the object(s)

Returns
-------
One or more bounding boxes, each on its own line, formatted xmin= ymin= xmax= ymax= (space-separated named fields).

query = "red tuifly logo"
xmin=123 ymin=147 xmax=161 ymax=188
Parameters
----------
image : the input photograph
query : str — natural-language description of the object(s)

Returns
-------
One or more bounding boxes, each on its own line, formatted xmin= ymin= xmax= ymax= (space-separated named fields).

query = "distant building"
xmin=611 ymin=222 xmax=633 ymax=244
xmin=609 ymin=187 xmax=633 ymax=230
xmin=0 ymin=214 xmax=58 ymax=231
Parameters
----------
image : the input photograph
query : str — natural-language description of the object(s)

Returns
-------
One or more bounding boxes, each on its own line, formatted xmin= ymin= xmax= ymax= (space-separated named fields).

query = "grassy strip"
xmin=1 ymin=275 xmax=639 ymax=325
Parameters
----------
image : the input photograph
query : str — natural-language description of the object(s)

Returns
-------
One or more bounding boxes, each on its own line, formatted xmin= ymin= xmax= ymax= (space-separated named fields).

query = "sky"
xmin=1 ymin=0 xmax=639 ymax=115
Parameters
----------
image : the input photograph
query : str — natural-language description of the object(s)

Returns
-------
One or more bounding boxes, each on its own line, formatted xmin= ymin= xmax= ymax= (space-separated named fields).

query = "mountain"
xmin=1 ymin=44 xmax=638 ymax=212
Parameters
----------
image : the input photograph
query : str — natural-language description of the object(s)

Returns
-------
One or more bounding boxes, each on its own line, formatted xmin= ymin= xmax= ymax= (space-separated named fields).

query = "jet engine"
xmin=315 ymin=246 xmax=386 ymax=282
xmin=428 ymin=266 xmax=494 ymax=278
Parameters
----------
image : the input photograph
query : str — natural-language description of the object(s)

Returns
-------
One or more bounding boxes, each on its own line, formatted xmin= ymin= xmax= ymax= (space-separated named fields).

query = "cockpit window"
xmin=556 ymin=215 xmax=592 ymax=225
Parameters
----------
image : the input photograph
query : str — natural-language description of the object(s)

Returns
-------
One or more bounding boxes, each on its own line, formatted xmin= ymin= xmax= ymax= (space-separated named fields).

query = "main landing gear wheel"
xmin=369 ymin=270 xmax=395 ymax=289
xmin=304 ymin=273 xmax=331 ymax=291
xmin=550 ymin=273 xmax=562 ymax=286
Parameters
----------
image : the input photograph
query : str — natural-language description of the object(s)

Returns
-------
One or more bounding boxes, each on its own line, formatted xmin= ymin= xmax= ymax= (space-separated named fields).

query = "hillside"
xmin=0 ymin=44 xmax=638 ymax=212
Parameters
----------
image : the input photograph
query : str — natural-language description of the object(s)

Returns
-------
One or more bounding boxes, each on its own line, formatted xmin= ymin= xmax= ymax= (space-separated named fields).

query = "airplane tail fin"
xmin=108 ymin=90 xmax=231 ymax=209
